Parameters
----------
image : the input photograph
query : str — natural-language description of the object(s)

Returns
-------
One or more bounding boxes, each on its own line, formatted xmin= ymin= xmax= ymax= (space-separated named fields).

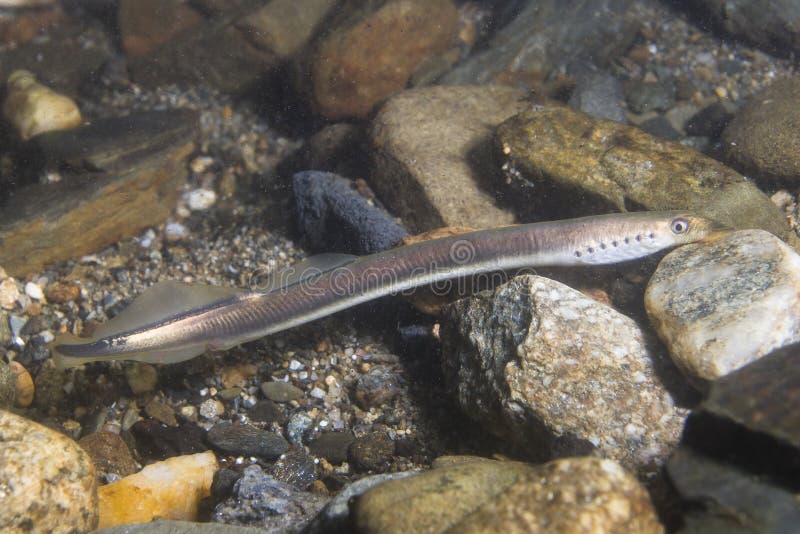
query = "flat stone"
xmin=645 ymin=230 xmax=800 ymax=381
xmin=701 ymin=342 xmax=800 ymax=449
xmin=370 ymin=85 xmax=525 ymax=232
xmin=441 ymin=0 xmax=639 ymax=87
xmin=722 ymin=78 xmax=800 ymax=182
xmin=441 ymin=274 xmax=690 ymax=474
xmin=260 ymin=381 xmax=304 ymax=403
xmin=0 ymin=409 xmax=98 ymax=532
xmin=0 ymin=109 xmax=197 ymax=277
xmin=206 ymin=421 xmax=289 ymax=460
xmin=308 ymin=0 xmax=457 ymax=119
xmin=495 ymin=104 xmax=793 ymax=245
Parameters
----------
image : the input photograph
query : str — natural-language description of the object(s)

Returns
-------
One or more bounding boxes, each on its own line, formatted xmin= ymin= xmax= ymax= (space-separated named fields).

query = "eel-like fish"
xmin=51 ymin=211 xmax=722 ymax=368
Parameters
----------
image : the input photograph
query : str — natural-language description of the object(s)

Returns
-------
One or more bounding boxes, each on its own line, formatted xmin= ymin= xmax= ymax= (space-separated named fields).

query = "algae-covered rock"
xmin=496 ymin=104 xmax=792 ymax=245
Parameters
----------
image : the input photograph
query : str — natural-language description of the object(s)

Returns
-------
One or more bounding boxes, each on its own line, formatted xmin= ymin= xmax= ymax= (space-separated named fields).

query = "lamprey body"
xmin=52 ymin=211 xmax=721 ymax=367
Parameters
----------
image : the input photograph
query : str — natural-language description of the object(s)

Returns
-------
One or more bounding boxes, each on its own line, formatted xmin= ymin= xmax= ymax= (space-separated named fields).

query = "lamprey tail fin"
xmin=93 ymin=281 xmax=241 ymax=339
xmin=51 ymin=332 xmax=209 ymax=368
xmin=250 ymin=253 xmax=357 ymax=293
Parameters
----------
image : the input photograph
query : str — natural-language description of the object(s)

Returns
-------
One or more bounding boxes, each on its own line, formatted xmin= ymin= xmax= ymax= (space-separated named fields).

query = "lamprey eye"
xmin=670 ymin=217 xmax=690 ymax=234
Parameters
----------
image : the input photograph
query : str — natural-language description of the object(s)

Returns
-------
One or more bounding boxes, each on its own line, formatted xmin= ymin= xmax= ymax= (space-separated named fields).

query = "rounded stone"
xmin=0 ymin=409 xmax=98 ymax=531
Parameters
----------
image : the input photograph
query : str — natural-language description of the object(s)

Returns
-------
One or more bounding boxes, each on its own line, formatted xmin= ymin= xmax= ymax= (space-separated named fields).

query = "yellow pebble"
xmin=3 ymin=69 xmax=82 ymax=141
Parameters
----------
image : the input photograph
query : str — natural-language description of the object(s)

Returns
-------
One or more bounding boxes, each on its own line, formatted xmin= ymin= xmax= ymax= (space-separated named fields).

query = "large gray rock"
xmin=441 ymin=275 xmax=690 ymax=474
xmin=646 ymin=230 xmax=800 ymax=382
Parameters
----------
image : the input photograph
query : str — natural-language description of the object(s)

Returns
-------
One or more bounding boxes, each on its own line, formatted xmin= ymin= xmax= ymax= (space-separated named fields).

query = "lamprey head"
xmin=658 ymin=212 xmax=729 ymax=246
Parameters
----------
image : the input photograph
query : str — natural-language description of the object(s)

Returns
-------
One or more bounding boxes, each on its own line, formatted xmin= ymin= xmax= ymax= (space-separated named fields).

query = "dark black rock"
xmin=309 ymin=432 xmax=356 ymax=465
xmin=270 ymin=449 xmax=318 ymax=489
xmin=131 ymin=420 xmax=208 ymax=461
xmin=668 ymin=447 xmax=800 ymax=533
xmin=247 ymin=399 xmax=286 ymax=425
xmin=685 ymin=102 xmax=737 ymax=139
xmin=211 ymin=468 xmax=242 ymax=501
xmin=206 ymin=422 xmax=289 ymax=460
xmin=702 ymin=342 xmax=800 ymax=450
xmin=293 ymin=171 xmax=409 ymax=255
xmin=213 ymin=465 xmax=328 ymax=530
xmin=348 ymin=432 xmax=395 ymax=473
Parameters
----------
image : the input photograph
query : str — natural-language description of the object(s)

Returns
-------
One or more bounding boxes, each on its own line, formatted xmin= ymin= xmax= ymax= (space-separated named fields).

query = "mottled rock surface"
xmin=370 ymin=85 xmax=525 ymax=231
xmin=722 ymin=77 xmax=800 ymax=181
xmin=646 ymin=230 xmax=800 ymax=381
xmin=206 ymin=422 xmax=289 ymax=460
xmin=352 ymin=457 xmax=661 ymax=533
xmin=496 ymin=104 xmax=792 ymax=244
xmin=0 ymin=409 xmax=98 ymax=532
xmin=441 ymin=275 xmax=689 ymax=473
xmin=568 ymin=71 xmax=627 ymax=123
xmin=309 ymin=0 xmax=457 ymax=119
xmin=78 ymin=431 xmax=138 ymax=482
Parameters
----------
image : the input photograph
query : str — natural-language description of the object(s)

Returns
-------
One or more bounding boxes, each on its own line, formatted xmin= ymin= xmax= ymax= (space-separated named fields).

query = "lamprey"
xmin=52 ymin=211 xmax=721 ymax=367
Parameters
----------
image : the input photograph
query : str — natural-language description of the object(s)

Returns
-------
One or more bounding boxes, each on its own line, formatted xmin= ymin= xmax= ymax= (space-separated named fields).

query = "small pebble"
xmin=0 ymin=278 xmax=20 ymax=309
xmin=10 ymin=361 xmax=34 ymax=408
xmin=164 ymin=221 xmax=189 ymax=243
xmin=45 ymin=282 xmax=81 ymax=303
xmin=261 ymin=381 xmax=304 ymax=403
xmin=125 ymin=363 xmax=158 ymax=395
xmin=286 ymin=411 xmax=314 ymax=445
xmin=0 ymin=361 xmax=15 ymax=408
xmin=354 ymin=365 xmax=402 ymax=409
xmin=309 ymin=431 xmax=355 ymax=465
xmin=349 ymin=432 xmax=395 ymax=472
xmin=24 ymin=282 xmax=44 ymax=300
xmin=144 ymin=399 xmax=178 ymax=427
xmin=199 ymin=398 xmax=225 ymax=420
xmin=206 ymin=422 xmax=289 ymax=460
xmin=186 ymin=188 xmax=217 ymax=211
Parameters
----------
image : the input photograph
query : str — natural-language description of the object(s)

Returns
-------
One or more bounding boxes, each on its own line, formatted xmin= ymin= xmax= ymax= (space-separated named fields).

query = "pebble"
xmin=24 ymin=281 xmax=44 ymax=300
xmin=270 ymin=448 xmax=318 ymax=489
xmin=206 ymin=421 xmax=289 ymax=460
xmin=164 ymin=221 xmax=190 ymax=243
xmin=260 ymin=381 xmax=304 ymax=403
xmin=77 ymin=431 xmax=138 ymax=482
xmin=1 ymin=409 xmax=98 ymax=532
xmin=722 ymin=77 xmax=800 ymax=182
xmin=199 ymin=398 xmax=225 ymax=420
xmin=10 ymin=360 xmax=34 ymax=407
xmin=0 ymin=311 xmax=10 ymax=346
xmin=626 ymin=79 xmax=676 ymax=113
xmin=246 ymin=399 xmax=286 ymax=425
xmin=98 ymin=450 xmax=218 ymax=529
xmin=45 ymin=281 xmax=81 ymax=303
xmin=646 ymin=229 xmax=800 ymax=382
xmin=0 ymin=278 xmax=20 ymax=309
xmin=213 ymin=465 xmax=328 ymax=531
xmin=0 ymin=360 xmax=15 ymax=408
xmin=349 ymin=432 xmax=395 ymax=473
xmin=2 ymin=69 xmax=82 ymax=140
xmin=567 ymin=70 xmax=627 ymax=123
xmin=186 ymin=188 xmax=217 ymax=211
xmin=145 ymin=399 xmax=179 ymax=427
xmin=286 ymin=411 xmax=314 ymax=446
xmin=309 ymin=431 xmax=356 ymax=465
xmin=354 ymin=365 xmax=402 ymax=409
xmin=125 ymin=362 xmax=158 ymax=395
xmin=442 ymin=274 xmax=689 ymax=473
xmin=685 ymin=101 xmax=736 ymax=138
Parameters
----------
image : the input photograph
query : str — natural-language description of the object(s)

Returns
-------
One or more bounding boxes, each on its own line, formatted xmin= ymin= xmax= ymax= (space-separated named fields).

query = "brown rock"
xmin=0 ymin=3 xmax=63 ymax=46
xmin=10 ymin=361 xmax=33 ymax=408
xmin=0 ymin=109 xmax=197 ymax=277
xmin=78 ymin=431 xmax=138 ymax=481
xmin=496 ymin=104 xmax=793 ymax=245
xmin=722 ymin=78 xmax=800 ymax=182
xmin=118 ymin=0 xmax=204 ymax=58
xmin=310 ymin=0 xmax=458 ymax=119
xmin=44 ymin=281 xmax=81 ymax=303
xmin=1 ymin=409 xmax=98 ymax=532
xmin=370 ymin=85 xmax=525 ymax=231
